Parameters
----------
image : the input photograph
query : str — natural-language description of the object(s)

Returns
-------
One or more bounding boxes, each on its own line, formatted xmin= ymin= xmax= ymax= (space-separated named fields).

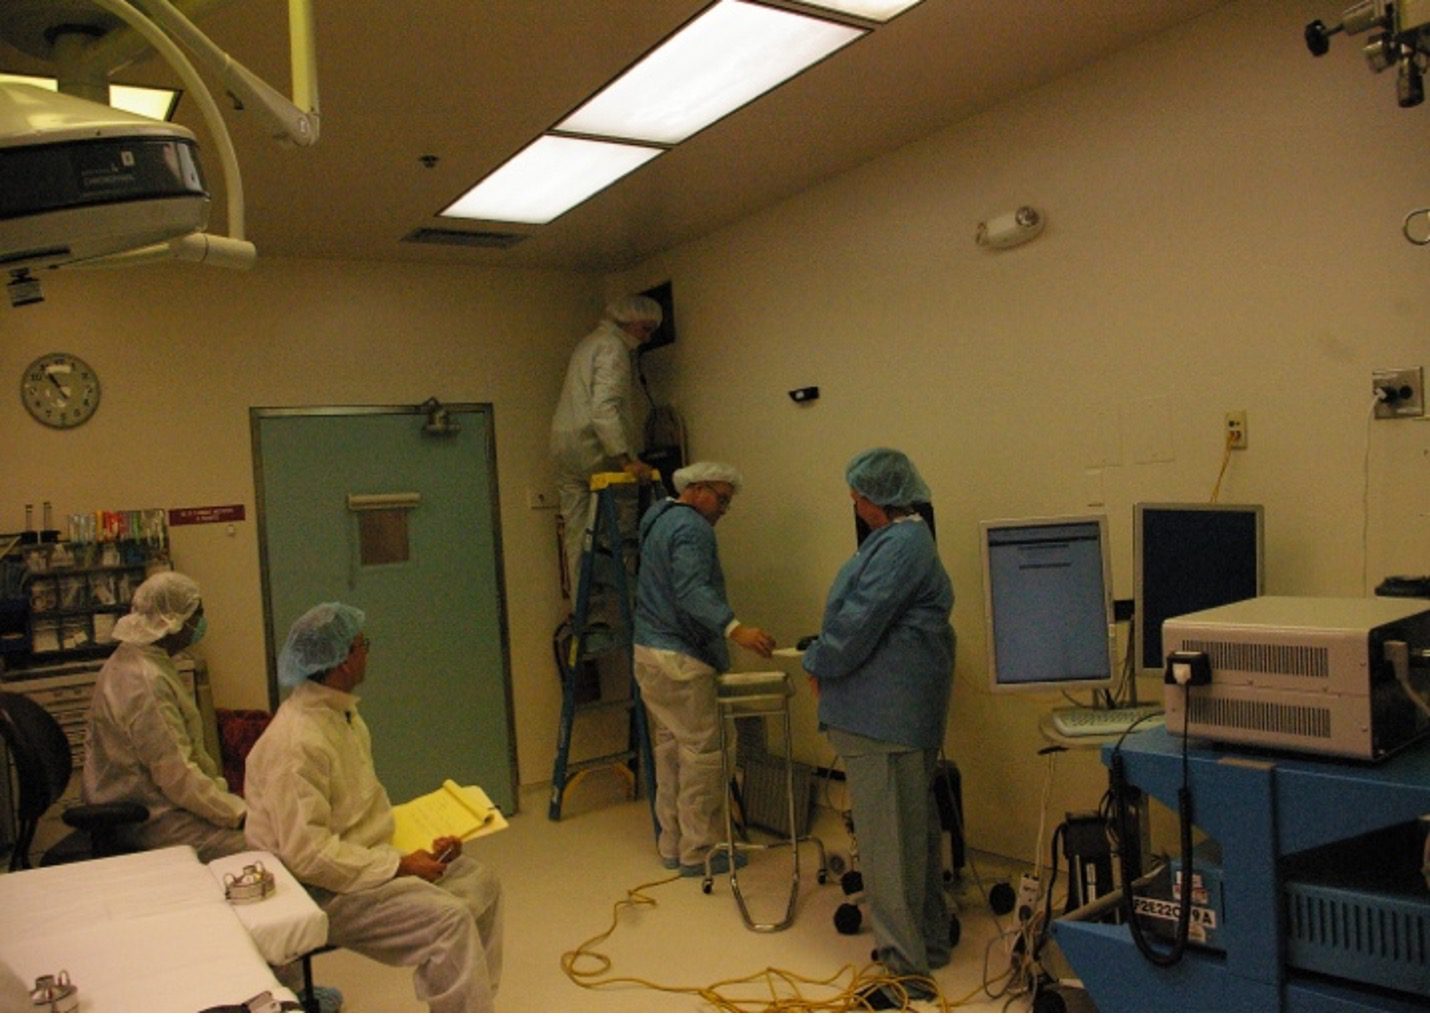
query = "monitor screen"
xmin=981 ymin=515 xmax=1116 ymax=694
xmin=1134 ymin=502 xmax=1263 ymax=676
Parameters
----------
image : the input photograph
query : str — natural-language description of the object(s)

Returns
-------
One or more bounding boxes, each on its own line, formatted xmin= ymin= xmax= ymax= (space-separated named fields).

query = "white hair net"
xmin=672 ymin=461 xmax=744 ymax=495
xmin=278 ymin=602 xmax=367 ymax=689
xmin=846 ymin=447 xmax=931 ymax=507
xmin=111 ymin=571 xmax=201 ymax=644
xmin=603 ymin=294 xmax=663 ymax=327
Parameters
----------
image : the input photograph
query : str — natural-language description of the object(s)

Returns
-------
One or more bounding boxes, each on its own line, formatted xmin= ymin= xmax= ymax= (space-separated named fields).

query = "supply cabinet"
xmin=1052 ymin=727 xmax=1430 ymax=1011
xmin=1 ymin=523 xmax=171 ymax=670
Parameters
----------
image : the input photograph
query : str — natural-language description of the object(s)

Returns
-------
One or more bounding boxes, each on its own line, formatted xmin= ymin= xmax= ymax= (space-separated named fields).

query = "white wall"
xmin=614 ymin=0 xmax=1430 ymax=860
xmin=2 ymin=257 xmax=602 ymax=795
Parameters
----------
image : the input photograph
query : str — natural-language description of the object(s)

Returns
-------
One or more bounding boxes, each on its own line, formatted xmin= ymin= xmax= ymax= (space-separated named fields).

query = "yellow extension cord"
xmin=559 ymin=872 xmax=968 ymax=1011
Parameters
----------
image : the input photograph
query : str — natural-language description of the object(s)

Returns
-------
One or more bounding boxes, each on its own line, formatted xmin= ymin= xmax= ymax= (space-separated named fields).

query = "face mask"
xmin=187 ymin=615 xmax=207 ymax=646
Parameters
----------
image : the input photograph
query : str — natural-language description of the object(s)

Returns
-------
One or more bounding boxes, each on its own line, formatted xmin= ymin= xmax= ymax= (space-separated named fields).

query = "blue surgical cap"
xmin=845 ymin=448 xmax=931 ymax=507
xmin=277 ymin=602 xmax=366 ymax=689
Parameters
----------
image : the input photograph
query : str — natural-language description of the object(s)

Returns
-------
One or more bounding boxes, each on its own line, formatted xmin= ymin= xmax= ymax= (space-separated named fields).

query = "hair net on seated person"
xmin=111 ymin=571 xmax=201 ymax=644
xmin=604 ymin=294 xmax=663 ymax=326
xmin=672 ymin=461 xmax=744 ymax=495
xmin=846 ymin=447 xmax=931 ymax=507
xmin=278 ymin=602 xmax=367 ymax=689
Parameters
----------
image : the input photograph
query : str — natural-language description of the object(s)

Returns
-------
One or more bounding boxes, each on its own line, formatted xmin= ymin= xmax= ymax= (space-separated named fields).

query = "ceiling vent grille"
xmin=1181 ymin=639 xmax=1330 ymax=678
xmin=1189 ymin=696 xmax=1332 ymax=739
xmin=403 ymin=227 xmax=525 ymax=249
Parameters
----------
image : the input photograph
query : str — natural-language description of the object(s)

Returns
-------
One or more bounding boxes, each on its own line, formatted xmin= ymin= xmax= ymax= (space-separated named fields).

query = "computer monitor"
xmin=1133 ymin=502 xmax=1263 ymax=677
xmin=981 ymin=515 xmax=1117 ymax=694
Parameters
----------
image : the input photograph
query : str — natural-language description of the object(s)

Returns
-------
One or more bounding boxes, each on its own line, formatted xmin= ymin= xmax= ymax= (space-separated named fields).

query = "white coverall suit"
xmin=82 ymin=641 xmax=246 ymax=861
xmin=549 ymin=319 xmax=643 ymax=586
xmin=243 ymin=680 xmax=503 ymax=1012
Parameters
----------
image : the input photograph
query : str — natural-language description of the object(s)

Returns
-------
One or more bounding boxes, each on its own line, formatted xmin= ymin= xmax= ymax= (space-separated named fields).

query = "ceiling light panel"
xmin=440 ymin=135 xmax=662 ymax=225
xmin=0 ymin=73 xmax=179 ymax=120
xmin=793 ymin=0 xmax=923 ymax=22
xmin=555 ymin=0 xmax=865 ymax=145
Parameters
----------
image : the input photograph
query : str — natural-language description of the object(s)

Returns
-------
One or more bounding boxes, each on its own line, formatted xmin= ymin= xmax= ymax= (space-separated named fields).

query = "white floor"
xmin=313 ymin=771 xmax=1048 ymax=1013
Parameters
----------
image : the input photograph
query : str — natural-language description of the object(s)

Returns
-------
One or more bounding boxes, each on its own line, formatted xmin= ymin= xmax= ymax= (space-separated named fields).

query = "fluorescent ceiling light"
xmin=0 ymin=73 xmax=179 ymax=120
xmin=441 ymin=135 xmax=662 ymax=225
xmin=795 ymin=0 xmax=923 ymax=22
xmin=555 ymin=0 xmax=865 ymax=145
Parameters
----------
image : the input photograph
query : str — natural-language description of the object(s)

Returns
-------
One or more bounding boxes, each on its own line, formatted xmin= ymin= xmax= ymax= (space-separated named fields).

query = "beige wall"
xmin=614 ymin=0 xmax=1430 ymax=860
xmin=6 ymin=0 xmax=1428 ymax=861
xmin=3 ymin=257 xmax=602 ymax=793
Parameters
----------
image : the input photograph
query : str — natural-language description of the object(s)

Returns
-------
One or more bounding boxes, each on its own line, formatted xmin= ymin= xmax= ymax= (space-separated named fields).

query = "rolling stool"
xmin=700 ymin=670 xmax=827 ymax=931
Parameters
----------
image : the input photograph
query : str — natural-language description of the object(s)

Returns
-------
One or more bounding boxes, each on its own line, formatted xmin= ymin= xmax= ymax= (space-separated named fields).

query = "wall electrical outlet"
xmin=1372 ymin=367 xmax=1425 ymax=419
xmin=1224 ymin=411 xmax=1247 ymax=449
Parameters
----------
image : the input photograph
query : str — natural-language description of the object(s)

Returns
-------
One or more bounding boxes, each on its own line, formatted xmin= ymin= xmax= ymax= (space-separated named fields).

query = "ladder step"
xmin=566 ymin=750 xmax=637 ymax=774
xmin=574 ymin=697 xmax=635 ymax=714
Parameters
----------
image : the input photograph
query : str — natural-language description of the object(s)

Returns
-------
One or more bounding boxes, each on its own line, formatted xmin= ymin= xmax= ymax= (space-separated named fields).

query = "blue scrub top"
xmin=802 ymin=517 xmax=955 ymax=749
xmin=634 ymin=499 xmax=735 ymax=672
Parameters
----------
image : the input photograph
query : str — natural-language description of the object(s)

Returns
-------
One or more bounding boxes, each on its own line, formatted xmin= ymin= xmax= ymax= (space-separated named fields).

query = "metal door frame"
xmin=249 ymin=403 xmax=518 ymax=804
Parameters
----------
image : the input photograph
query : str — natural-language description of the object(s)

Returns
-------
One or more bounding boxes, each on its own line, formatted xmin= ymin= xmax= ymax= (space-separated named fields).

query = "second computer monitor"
xmin=1134 ymin=502 xmax=1264 ymax=677
xmin=981 ymin=515 xmax=1117 ymax=695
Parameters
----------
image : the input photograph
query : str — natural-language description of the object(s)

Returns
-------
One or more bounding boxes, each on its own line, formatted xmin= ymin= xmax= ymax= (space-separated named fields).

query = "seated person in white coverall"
xmin=632 ymin=462 xmax=776 ymax=875
xmin=82 ymin=571 xmax=247 ymax=862
xmin=243 ymin=602 xmax=503 ymax=1013
xmin=549 ymin=294 xmax=662 ymax=589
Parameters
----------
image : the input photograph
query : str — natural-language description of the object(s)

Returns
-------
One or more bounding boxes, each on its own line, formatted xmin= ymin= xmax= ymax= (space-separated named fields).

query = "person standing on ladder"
xmin=633 ymin=462 xmax=776 ymax=876
xmin=550 ymin=294 xmax=662 ymax=590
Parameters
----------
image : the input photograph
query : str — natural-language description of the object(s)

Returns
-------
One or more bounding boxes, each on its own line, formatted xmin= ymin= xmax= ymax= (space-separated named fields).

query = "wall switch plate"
xmin=1224 ymin=410 xmax=1247 ymax=449
xmin=1373 ymin=367 xmax=1424 ymax=419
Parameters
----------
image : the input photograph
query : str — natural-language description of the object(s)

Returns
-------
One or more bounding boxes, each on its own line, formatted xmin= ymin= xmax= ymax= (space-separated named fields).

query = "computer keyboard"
xmin=1050 ymin=706 xmax=1163 ymax=738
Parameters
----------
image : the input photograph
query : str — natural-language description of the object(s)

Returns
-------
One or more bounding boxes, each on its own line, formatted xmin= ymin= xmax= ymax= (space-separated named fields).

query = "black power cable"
xmin=1109 ymin=694 xmax=1195 ymax=967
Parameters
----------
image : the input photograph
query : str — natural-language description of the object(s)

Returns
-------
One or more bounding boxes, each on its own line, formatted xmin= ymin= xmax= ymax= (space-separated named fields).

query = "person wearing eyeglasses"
xmin=244 ymin=603 xmax=503 ymax=1011
xmin=633 ymin=462 xmax=776 ymax=876
xmin=801 ymin=448 xmax=955 ymax=1010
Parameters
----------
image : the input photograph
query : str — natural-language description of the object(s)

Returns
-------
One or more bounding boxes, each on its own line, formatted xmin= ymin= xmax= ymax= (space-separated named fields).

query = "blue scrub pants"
xmin=828 ymin=727 xmax=950 ymax=980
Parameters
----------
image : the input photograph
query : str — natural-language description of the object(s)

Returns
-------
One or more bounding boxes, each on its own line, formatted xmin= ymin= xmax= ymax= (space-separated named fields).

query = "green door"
xmin=252 ymin=405 xmax=516 ymax=813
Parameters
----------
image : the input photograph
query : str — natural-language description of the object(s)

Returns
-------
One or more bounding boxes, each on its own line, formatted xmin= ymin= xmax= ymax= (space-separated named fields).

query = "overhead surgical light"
xmin=0 ymin=0 xmax=321 ymax=308
xmin=0 ymin=72 xmax=179 ymax=120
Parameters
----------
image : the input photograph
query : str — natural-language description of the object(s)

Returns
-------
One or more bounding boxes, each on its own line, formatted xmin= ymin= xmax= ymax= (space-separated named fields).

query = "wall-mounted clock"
xmin=21 ymin=352 xmax=101 ymax=429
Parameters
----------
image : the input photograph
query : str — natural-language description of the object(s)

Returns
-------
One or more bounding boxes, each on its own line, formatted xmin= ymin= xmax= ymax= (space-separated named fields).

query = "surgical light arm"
xmin=130 ymin=0 xmax=320 ymax=146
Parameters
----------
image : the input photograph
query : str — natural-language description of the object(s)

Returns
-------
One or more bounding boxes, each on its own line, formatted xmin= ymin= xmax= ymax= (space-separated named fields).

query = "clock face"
xmin=21 ymin=353 xmax=101 ymax=429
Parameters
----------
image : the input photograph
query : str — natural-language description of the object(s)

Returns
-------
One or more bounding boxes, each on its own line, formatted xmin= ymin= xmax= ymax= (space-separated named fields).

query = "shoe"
xmin=853 ymin=986 xmax=904 ymax=1011
xmin=305 ymin=985 xmax=343 ymax=1012
xmin=679 ymin=849 xmax=747 ymax=877
xmin=660 ymin=855 xmax=680 ymax=870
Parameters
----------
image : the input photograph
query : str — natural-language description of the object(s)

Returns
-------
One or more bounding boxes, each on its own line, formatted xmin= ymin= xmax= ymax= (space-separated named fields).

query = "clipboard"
xmin=390 ymin=779 xmax=508 ymax=854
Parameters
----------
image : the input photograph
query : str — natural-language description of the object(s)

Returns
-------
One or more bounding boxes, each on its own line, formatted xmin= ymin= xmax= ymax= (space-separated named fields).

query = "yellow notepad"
xmin=390 ymin=780 xmax=508 ymax=854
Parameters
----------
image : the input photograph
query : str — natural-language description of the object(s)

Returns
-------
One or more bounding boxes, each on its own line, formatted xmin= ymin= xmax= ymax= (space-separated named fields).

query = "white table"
xmin=0 ymin=846 xmax=318 ymax=1012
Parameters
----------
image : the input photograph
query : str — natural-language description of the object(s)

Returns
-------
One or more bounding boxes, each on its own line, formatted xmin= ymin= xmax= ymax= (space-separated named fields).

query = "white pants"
xmin=308 ymin=854 xmax=503 ymax=1012
xmin=130 ymin=810 xmax=247 ymax=863
xmin=633 ymin=646 xmax=724 ymax=867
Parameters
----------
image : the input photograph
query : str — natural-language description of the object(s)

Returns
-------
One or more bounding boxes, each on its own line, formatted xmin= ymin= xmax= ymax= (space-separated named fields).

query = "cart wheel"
xmin=948 ymin=914 xmax=961 ymax=949
xmin=834 ymin=902 xmax=862 ymax=935
xmin=840 ymin=870 xmax=864 ymax=895
xmin=816 ymin=867 xmax=828 ymax=885
xmin=989 ymin=880 xmax=1015 ymax=915
xmin=701 ymin=877 xmax=713 ymax=894
xmin=827 ymin=852 xmax=848 ymax=877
